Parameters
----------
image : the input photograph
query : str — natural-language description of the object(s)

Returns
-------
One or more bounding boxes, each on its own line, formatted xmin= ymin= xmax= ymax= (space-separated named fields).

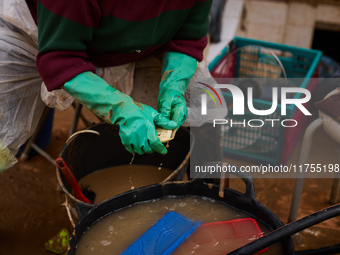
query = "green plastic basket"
xmin=208 ymin=37 xmax=322 ymax=164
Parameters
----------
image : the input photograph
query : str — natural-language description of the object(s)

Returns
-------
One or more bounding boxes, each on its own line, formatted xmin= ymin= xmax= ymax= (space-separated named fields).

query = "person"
xmin=24 ymin=0 xmax=214 ymax=156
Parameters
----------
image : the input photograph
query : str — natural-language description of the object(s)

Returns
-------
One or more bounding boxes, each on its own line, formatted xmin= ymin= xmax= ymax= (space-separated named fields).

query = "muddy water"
xmin=78 ymin=165 xmax=173 ymax=204
xmin=75 ymin=196 xmax=284 ymax=255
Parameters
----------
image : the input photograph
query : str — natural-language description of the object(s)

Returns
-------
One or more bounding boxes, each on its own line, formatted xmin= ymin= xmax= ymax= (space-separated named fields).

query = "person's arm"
xmin=161 ymin=0 xmax=212 ymax=62
xmin=36 ymin=0 xmax=100 ymax=91
xmin=158 ymin=0 xmax=212 ymax=127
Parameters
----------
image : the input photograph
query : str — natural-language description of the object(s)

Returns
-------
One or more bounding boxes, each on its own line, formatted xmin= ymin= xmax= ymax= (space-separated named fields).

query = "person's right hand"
xmin=116 ymin=101 xmax=177 ymax=155
xmin=63 ymin=71 xmax=177 ymax=155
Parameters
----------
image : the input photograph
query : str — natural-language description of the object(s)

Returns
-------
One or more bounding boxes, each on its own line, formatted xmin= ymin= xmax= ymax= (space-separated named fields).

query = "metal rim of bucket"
xmin=56 ymin=130 xmax=96 ymax=209
xmin=56 ymin=124 xmax=195 ymax=209
xmin=161 ymin=128 xmax=194 ymax=183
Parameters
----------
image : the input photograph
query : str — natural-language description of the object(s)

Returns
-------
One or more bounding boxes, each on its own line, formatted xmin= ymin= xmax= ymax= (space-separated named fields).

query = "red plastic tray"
xmin=172 ymin=218 xmax=268 ymax=255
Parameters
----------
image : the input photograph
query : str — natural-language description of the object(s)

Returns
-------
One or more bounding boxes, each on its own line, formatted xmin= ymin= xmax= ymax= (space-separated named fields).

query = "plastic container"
xmin=121 ymin=211 xmax=202 ymax=255
xmin=34 ymin=108 xmax=54 ymax=152
xmin=67 ymin=165 xmax=294 ymax=255
xmin=173 ymin=218 xmax=268 ymax=254
xmin=208 ymin=37 xmax=323 ymax=164
xmin=122 ymin=211 xmax=268 ymax=254
xmin=56 ymin=122 xmax=194 ymax=222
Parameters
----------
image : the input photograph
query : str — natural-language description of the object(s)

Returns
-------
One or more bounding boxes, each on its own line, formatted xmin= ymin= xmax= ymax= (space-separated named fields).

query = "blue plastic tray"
xmin=122 ymin=211 xmax=202 ymax=255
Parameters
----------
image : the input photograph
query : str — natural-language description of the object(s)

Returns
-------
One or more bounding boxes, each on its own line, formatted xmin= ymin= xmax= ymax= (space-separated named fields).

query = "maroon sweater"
xmin=25 ymin=0 xmax=212 ymax=91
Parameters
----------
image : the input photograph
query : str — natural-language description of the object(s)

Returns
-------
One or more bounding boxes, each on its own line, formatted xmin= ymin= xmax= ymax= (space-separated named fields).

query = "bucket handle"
xmin=62 ymin=195 xmax=76 ymax=228
xmin=229 ymin=167 xmax=256 ymax=199
xmin=190 ymin=162 xmax=256 ymax=200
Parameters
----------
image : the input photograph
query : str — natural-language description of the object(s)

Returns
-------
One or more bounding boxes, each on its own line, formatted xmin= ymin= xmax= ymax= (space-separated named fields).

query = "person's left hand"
xmin=158 ymin=87 xmax=187 ymax=130
xmin=158 ymin=52 xmax=197 ymax=129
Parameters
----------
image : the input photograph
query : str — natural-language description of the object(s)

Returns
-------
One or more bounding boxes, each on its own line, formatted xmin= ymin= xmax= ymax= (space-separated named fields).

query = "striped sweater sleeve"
xmin=36 ymin=0 xmax=100 ymax=91
xmin=161 ymin=0 xmax=212 ymax=62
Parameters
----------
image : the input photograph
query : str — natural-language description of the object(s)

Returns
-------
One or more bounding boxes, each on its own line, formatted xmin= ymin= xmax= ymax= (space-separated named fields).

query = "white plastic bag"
xmin=0 ymin=18 xmax=44 ymax=172
xmin=185 ymin=60 xmax=228 ymax=127
xmin=97 ymin=63 xmax=135 ymax=96
xmin=0 ymin=0 xmax=38 ymax=46
xmin=1 ymin=0 xmax=75 ymax=111
xmin=40 ymin=82 xmax=74 ymax=111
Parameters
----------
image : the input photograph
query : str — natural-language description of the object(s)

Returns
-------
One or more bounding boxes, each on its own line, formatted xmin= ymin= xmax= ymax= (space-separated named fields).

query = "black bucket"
xmin=68 ymin=169 xmax=295 ymax=255
xmin=56 ymin=122 xmax=194 ymax=222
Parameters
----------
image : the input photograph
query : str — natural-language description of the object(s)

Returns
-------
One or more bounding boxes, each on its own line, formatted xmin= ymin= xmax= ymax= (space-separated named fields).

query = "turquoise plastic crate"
xmin=208 ymin=37 xmax=322 ymax=164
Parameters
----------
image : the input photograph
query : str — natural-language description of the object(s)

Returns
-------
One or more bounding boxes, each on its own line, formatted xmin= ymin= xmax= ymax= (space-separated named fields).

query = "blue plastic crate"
xmin=208 ymin=37 xmax=322 ymax=164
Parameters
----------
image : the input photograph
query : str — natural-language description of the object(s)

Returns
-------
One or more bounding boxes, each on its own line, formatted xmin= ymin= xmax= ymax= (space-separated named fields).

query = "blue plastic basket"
xmin=208 ymin=37 xmax=322 ymax=164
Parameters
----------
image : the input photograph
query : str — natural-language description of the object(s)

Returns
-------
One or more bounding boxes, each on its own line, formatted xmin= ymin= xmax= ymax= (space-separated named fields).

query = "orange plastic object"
xmin=172 ymin=218 xmax=268 ymax=255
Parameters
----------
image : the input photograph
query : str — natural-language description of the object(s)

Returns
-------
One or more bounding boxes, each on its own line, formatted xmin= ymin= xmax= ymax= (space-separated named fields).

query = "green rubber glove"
xmin=64 ymin=72 xmax=177 ymax=155
xmin=158 ymin=52 xmax=197 ymax=128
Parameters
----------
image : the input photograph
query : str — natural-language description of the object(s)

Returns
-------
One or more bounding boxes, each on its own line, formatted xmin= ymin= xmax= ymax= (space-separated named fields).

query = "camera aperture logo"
xmin=196 ymin=82 xmax=223 ymax=115
xmin=198 ymin=83 xmax=311 ymax=128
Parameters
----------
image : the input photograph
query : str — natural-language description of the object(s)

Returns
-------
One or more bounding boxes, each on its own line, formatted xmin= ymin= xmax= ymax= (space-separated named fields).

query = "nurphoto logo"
xmin=200 ymin=83 xmax=311 ymax=128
